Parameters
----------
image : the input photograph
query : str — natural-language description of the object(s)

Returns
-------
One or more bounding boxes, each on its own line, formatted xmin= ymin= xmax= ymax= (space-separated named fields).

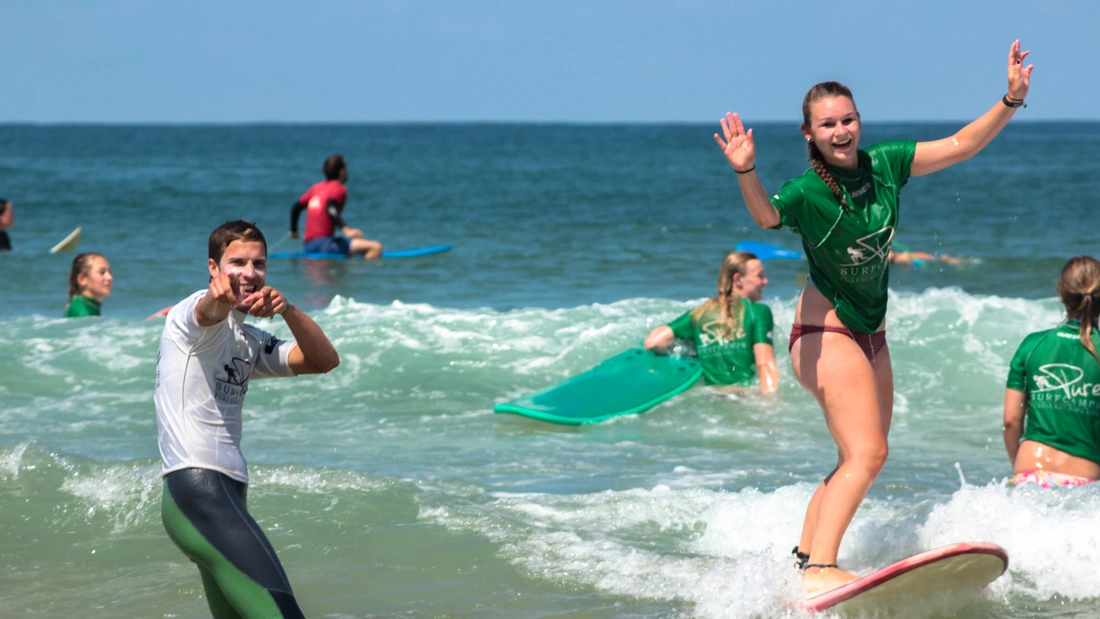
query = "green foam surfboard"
xmin=494 ymin=348 xmax=702 ymax=425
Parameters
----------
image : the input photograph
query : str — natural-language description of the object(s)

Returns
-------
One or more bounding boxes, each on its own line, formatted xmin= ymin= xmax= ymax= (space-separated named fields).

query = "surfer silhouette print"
xmin=1004 ymin=255 xmax=1100 ymax=488
xmin=715 ymin=39 xmax=1033 ymax=594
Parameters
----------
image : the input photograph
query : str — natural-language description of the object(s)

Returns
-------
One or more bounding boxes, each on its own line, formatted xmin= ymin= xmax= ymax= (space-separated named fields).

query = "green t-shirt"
xmin=64 ymin=295 xmax=101 ymax=317
xmin=1006 ymin=322 xmax=1100 ymax=465
xmin=668 ymin=298 xmax=774 ymax=386
xmin=770 ymin=140 xmax=916 ymax=333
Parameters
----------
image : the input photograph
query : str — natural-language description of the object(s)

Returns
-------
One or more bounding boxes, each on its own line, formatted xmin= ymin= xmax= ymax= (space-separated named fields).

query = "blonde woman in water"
xmin=645 ymin=250 xmax=778 ymax=394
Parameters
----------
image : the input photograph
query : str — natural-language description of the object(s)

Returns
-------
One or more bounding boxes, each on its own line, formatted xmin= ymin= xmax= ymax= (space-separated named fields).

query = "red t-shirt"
xmin=299 ymin=180 xmax=347 ymax=242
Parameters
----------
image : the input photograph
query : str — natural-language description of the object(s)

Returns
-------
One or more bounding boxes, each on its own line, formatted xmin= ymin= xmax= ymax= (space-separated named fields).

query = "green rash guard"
xmin=668 ymin=298 xmax=774 ymax=386
xmin=64 ymin=295 xmax=101 ymax=317
xmin=769 ymin=140 xmax=916 ymax=333
xmin=1007 ymin=321 xmax=1100 ymax=465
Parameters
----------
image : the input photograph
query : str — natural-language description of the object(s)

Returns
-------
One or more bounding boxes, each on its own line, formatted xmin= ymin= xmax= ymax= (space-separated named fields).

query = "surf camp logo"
xmin=698 ymin=318 xmax=747 ymax=353
xmin=838 ymin=226 xmax=893 ymax=282
xmin=214 ymin=357 xmax=252 ymax=405
xmin=1032 ymin=363 xmax=1100 ymax=399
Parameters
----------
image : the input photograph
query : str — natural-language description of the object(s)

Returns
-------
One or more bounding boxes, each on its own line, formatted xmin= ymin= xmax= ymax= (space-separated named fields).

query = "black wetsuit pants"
xmin=162 ymin=468 xmax=305 ymax=619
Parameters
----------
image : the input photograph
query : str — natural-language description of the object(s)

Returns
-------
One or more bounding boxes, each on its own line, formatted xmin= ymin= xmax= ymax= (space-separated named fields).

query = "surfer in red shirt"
xmin=289 ymin=154 xmax=382 ymax=259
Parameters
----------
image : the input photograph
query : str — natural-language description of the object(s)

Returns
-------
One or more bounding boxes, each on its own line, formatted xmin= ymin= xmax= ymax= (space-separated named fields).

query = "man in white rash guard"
xmin=155 ymin=219 xmax=340 ymax=619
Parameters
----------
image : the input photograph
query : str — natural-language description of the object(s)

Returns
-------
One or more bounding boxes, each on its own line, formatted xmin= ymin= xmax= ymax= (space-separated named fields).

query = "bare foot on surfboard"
xmin=802 ymin=565 xmax=858 ymax=596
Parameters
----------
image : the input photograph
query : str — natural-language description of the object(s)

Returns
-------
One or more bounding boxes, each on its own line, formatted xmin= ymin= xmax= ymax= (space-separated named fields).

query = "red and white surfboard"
xmin=796 ymin=542 xmax=1009 ymax=613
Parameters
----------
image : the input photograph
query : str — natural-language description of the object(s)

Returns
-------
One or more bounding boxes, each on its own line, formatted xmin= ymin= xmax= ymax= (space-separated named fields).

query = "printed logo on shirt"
xmin=1031 ymin=363 xmax=1100 ymax=408
xmin=308 ymin=196 xmax=323 ymax=211
xmin=837 ymin=226 xmax=894 ymax=283
xmin=849 ymin=181 xmax=873 ymax=200
xmin=698 ymin=318 xmax=747 ymax=353
xmin=843 ymin=226 xmax=894 ymax=266
xmin=214 ymin=357 xmax=252 ymax=405
xmin=264 ymin=335 xmax=280 ymax=355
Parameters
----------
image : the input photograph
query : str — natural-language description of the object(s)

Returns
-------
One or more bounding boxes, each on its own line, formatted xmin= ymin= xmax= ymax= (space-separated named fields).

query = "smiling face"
xmin=78 ymin=256 xmax=113 ymax=302
xmin=208 ymin=239 xmax=267 ymax=310
xmin=802 ymin=95 xmax=861 ymax=169
xmin=733 ymin=259 xmax=768 ymax=302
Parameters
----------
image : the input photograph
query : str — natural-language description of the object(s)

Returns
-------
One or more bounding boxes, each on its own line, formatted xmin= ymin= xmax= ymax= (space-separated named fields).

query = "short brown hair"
xmin=323 ymin=154 xmax=346 ymax=181
xmin=208 ymin=220 xmax=267 ymax=263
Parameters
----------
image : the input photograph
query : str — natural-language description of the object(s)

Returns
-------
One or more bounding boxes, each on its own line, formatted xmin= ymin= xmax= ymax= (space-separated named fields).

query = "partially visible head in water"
xmin=1057 ymin=255 xmax=1100 ymax=365
xmin=69 ymin=253 xmax=112 ymax=302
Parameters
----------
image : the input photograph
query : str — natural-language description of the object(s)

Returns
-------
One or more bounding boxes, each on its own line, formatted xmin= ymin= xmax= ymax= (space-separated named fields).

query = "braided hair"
xmin=690 ymin=251 xmax=758 ymax=340
xmin=1057 ymin=255 xmax=1100 ymax=367
xmin=801 ymin=81 xmax=858 ymax=212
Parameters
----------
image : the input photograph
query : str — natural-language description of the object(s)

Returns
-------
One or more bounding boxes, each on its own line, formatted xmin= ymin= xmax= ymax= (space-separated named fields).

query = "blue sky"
xmin=0 ymin=1 xmax=1094 ymax=123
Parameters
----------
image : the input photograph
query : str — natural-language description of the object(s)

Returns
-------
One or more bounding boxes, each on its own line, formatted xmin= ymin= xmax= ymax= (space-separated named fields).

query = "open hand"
xmin=1007 ymin=39 xmax=1033 ymax=101
xmin=714 ymin=112 xmax=756 ymax=173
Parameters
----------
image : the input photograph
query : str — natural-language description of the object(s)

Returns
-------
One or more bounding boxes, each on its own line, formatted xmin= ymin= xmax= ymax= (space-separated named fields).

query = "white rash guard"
xmin=155 ymin=290 xmax=297 ymax=483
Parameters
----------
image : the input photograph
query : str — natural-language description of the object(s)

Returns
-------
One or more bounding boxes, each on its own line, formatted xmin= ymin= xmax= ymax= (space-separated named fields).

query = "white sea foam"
xmin=921 ymin=476 xmax=1100 ymax=601
xmin=60 ymin=461 xmax=161 ymax=533
xmin=418 ymin=469 xmax=1100 ymax=618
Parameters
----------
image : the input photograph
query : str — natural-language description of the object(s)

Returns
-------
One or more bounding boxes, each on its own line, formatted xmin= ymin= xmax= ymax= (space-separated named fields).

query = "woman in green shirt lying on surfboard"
xmin=64 ymin=252 xmax=113 ymax=317
xmin=715 ymin=40 xmax=1033 ymax=595
xmin=644 ymin=250 xmax=778 ymax=394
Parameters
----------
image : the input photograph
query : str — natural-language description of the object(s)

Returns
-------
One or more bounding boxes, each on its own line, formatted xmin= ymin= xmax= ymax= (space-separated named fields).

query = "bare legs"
xmin=350 ymin=237 xmax=383 ymax=260
xmin=791 ymin=330 xmax=894 ymax=594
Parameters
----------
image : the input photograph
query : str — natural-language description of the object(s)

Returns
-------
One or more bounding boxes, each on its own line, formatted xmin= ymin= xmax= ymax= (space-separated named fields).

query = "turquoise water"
xmin=1 ymin=123 xmax=1099 ymax=618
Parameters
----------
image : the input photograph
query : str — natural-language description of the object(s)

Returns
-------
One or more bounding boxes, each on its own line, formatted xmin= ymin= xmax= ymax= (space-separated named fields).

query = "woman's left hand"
xmin=1007 ymin=39 xmax=1033 ymax=101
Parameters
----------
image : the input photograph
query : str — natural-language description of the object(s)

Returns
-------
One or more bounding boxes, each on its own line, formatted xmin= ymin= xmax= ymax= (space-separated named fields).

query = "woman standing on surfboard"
xmin=64 ymin=252 xmax=113 ymax=317
xmin=644 ymin=250 xmax=778 ymax=393
xmin=715 ymin=40 xmax=1033 ymax=594
xmin=1004 ymin=256 xmax=1100 ymax=488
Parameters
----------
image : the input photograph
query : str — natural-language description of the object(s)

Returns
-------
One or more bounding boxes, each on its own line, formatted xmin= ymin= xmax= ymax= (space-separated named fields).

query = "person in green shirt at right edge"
xmin=644 ymin=250 xmax=778 ymax=394
xmin=1003 ymin=256 xmax=1100 ymax=489
xmin=714 ymin=40 xmax=1034 ymax=595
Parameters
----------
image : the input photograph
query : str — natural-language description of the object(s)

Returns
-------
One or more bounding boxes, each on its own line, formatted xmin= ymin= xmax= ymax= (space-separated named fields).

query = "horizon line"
xmin=1 ymin=118 xmax=1096 ymax=127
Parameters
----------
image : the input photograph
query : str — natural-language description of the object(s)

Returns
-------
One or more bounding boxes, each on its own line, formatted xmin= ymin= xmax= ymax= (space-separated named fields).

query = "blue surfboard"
xmin=735 ymin=240 xmax=805 ymax=261
xmin=270 ymin=244 xmax=451 ymax=260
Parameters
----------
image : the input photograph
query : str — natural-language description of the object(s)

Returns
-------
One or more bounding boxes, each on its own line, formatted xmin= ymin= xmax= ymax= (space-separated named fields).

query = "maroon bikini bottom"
xmin=789 ymin=324 xmax=887 ymax=362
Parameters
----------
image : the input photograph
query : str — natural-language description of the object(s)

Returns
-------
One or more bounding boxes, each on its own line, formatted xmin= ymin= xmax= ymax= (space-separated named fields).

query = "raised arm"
xmin=911 ymin=40 xmax=1034 ymax=177
xmin=715 ymin=113 xmax=781 ymax=229
xmin=281 ymin=304 xmax=340 ymax=375
xmin=195 ymin=273 xmax=240 ymax=326
xmin=238 ymin=285 xmax=340 ymax=375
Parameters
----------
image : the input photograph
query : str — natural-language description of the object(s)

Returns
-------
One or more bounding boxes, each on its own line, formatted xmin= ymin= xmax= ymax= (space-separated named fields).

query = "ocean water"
xmin=1 ymin=122 xmax=1099 ymax=618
